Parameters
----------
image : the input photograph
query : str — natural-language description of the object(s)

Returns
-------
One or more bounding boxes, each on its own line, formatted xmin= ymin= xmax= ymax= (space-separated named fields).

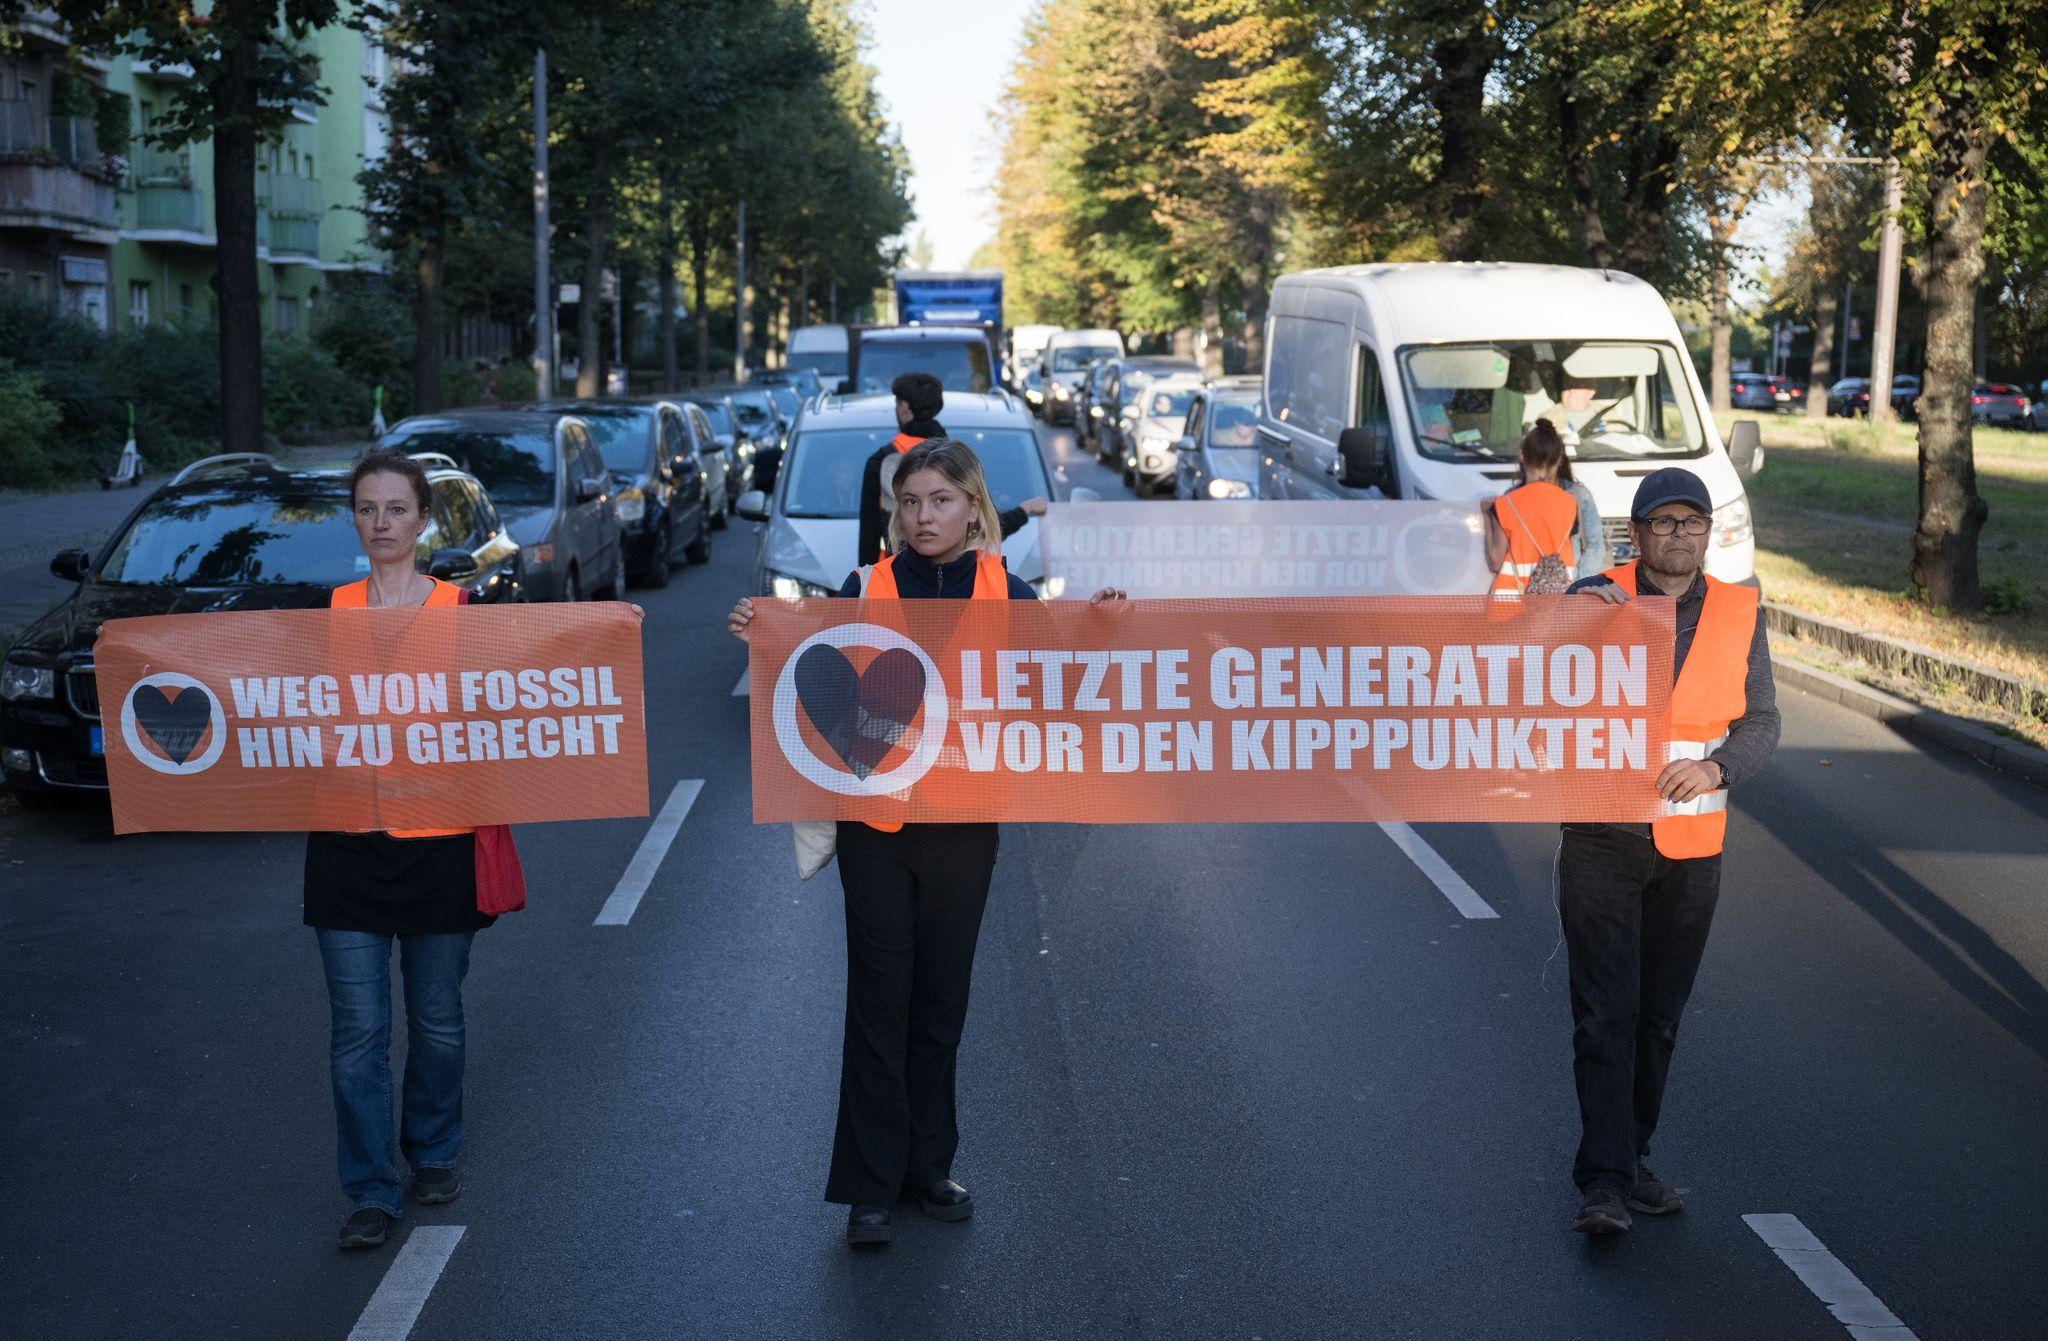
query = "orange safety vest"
xmin=1604 ymin=561 xmax=1757 ymax=859
xmin=331 ymin=577 xmax=474 ymax=840
xmin=855 ymin=548 xmax=1008 ymax=832
xmin=1491 ymin=481 xmax=1578 ymax=594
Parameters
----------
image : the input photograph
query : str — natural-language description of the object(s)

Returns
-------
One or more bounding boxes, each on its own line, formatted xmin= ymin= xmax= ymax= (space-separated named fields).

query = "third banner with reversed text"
xmin=749 ymin=596 xmax=1674 ymax=825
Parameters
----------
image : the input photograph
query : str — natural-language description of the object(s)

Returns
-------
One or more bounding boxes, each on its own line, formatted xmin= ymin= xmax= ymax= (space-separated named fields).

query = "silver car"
xmin=736 ymin=390 xmax=1055 ymax=598
xmin=1174 ymin=378 xmax=1264 ymax=501
xmin=1120 ymin=375 xmax=1204 ymax=495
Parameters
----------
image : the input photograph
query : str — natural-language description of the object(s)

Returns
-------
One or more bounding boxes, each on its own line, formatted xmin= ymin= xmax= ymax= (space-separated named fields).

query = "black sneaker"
xmin=846 ymin=1205 xmax=893 ymax=1246
xmin=413 ymin=1167 xmax=462 ymax=1205
xmin=1627 ymin=1163 xmax=1683 ymax=1215
xmin=338 ymin=1207 xmax=393 ymax=1250
xmin=1572 ymin=1186 xmax=1632 ymax=1236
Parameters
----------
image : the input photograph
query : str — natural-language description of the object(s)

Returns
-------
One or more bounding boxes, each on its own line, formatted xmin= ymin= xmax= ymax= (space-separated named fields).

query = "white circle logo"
xmin=119 ymin=672 xmax=228 ymax=776
xmin=771 ymin=622 xmax=948 ymax=796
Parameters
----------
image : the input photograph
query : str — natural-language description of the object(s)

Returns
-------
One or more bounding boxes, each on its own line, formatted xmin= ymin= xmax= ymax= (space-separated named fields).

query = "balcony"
xmin=261 ymin=174 xmax=323 ymax=261
xmin=262 ymin=173 xmax=323 ymax=216
xmin=268 ymin=214 xmax=320 ymax=259
xmin=134 ymin=181 xmax=206 ymax=236
xmin=0 ymin=101 xmax=118 ymax=239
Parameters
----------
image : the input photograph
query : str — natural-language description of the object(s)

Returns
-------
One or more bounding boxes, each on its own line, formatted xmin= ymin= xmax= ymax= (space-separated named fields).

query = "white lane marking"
xmin=1377 ymin=822 xmax=1499 ymax=919
xmin=1744 ymin=1213 xmax=1920 ymax=1338
xmin=347 ymin=1224 xmax=465 ymax=1341
xmin=594 ymin=779 xmax=704 ymax=926
xmin=732 ymin=669 xmax=749 ymax=697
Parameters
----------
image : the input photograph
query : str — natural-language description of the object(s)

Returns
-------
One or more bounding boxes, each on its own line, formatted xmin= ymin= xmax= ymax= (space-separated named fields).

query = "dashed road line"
xmin=346 ymin=1224 xmax=465 ymax=1341
xmin=1377 ymin=822 xmax=1499 ymax=919
xmin=1744 ymin=1213 xmax=1919 ymax=1339
xmin=594 ymin=778 xmax=704 ymax=926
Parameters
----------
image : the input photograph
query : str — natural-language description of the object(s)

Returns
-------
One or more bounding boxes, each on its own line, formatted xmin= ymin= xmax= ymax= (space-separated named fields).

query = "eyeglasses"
xmin=1636 ymin=514 xmax=1710 ymax=537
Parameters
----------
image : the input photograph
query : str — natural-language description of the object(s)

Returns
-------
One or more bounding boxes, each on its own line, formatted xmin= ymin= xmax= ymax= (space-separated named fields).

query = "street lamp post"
xmin=533 ymin=47 xmax=552 ymax=396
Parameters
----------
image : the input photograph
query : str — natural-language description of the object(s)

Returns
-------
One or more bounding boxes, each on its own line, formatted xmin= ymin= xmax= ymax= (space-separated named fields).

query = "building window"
xmin=24 ymin=271 xmax=47 ymax=301
xmin=275 ymin=294 xmax=299 ymax=334
xmin=129 ymin=280 xmax=150 ymax=327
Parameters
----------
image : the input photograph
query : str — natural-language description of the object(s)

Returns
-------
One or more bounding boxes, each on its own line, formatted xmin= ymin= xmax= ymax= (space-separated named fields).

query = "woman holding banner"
xmin=309 ymin=450 xmax=502 ymax=1251
xmin=730 ymin=440 xmax=1120 ymax=1246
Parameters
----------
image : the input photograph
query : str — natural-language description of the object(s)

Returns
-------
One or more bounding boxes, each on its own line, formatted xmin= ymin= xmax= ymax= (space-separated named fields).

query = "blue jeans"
xmin=315 ymin=929 xmax=475 ymax=1215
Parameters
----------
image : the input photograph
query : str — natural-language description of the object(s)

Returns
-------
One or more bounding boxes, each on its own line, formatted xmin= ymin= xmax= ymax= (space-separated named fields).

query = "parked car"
xmin=1020 ymin=362 xmax=1049 ymax=417
xmin=1826 ymin=377 xmax=1873 ymax=417
xmin=1096 ymin=356 xmax=1204 ymax=466
xmin=529 ymin=400 xmax=711 ymax=588
xmin=2033 ymin=379 xmax=2048 ymax=431
xmin=1729 ymin=372 xmax=1804 ymax=412
xmin=678 ymin=393 xmax=751 ymax=518
xmin=735 ymin=389 xmax=1056 ymax=598
xmin=753 ymin=366 xmax=825 ymax=401
xmin=1040 ymin=328 xmax=1126 ymax=425
xmin=382 ymin=409 xmax=625 ymax=602
xmin=0 ymin=453 xmax=520 ymax=802
xmin=1174 ymin=377 xmax=1264 ymax=501
xmin=1890 ymin=373 xmax=1922 ymax=419
xmin=760 ymin=383 xmax=804 ymax=423
xmin=1970 ymin=382 xmax=2031 ymax=428
xmin=1257 ymin=262 xmax=1760 ymax=585
xmin=846 ymin=326 xmax=996 ymax=396
xmin=729 ymin=387 xmax=790 ymax=452
xmin=1120 ymin=375 xmax=1205 ymax=494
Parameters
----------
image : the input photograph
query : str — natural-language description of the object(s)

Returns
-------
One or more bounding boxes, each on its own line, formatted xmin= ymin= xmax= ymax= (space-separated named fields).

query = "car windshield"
xmin=575 ymin=413 xmax=652 ymax=473
xmin=1147 ymin=388 xmax=1197 ymax=418
xmin=691 ymin=401 xmax=734 ymax=436
xmin=787 ymin=350 xmax=847 ymax=377
xmin=855 ymin=339 xmax=993 ymax=395
xmin=730 ymin=396 xmax=775 ymax=428
xmin=381 ymin=429 xmax=556 ymax=506
xmin=1209 ymin=396 xmax=1259 ymax=447
xmin=780 ymin=427 xmax=1047 ymax=519
xmin=95 ymin=491 xmax=363 ymax=587
xmin=766 ymin=387 xmax=801 ymax=415
xmin=1052 ymin=344 xmax=1120 ymax=372
xmin=1398 ymin=340 xmax=1707 ymax=463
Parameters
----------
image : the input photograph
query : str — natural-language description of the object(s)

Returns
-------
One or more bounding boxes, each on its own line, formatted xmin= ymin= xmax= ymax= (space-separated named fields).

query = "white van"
xmin=1009 ymin=323 xmax=1062 ymax=383
xmin=1258 ymin=263 xmax=1760 ymax=583
xmin=786 ymin=324 xmax=850 ymax=379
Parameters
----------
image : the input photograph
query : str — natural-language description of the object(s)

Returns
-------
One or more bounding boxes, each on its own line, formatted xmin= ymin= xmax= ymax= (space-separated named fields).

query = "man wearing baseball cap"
xmin=1558 ymin=466 xmax=1781 ymax=1236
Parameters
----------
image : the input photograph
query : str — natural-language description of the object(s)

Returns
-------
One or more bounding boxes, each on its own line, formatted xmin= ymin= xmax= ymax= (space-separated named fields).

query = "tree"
xmin=58 ymin=0 xmax=343 ymax=455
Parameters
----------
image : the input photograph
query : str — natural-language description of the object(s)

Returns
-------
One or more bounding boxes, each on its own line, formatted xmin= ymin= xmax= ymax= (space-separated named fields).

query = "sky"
xmin=865 ymin=0 xmax=1039 ymax=270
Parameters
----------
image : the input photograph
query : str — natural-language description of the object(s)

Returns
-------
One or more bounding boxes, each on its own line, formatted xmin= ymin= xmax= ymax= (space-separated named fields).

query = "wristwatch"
xmin=1706 ymin=758 xmax=1726 ymax=789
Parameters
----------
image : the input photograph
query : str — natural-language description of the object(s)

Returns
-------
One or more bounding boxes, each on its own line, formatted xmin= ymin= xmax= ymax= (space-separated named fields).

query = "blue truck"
xmin=893 ymin=269 xmax=1004 ymax=328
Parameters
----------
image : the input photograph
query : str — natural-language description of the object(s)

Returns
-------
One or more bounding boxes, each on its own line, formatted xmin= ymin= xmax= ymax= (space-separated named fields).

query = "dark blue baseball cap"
xmin=1631 ymin=467 xmax=1712 ymax=519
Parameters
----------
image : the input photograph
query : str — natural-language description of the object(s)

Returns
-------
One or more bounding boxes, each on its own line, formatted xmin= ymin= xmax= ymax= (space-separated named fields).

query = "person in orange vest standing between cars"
xmin=731 ymin=439 xmax=1121 ymax=1248
xmin=858 ymin=371 xmax=1048 ymax=565
xmin=1485 ymin=420 xmax=1580 ymax=595
xmin=1558 ymin=466 xmax=1780 ymax=1236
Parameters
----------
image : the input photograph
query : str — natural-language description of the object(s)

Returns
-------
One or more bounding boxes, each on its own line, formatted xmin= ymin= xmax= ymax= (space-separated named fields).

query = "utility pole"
xmin=532 ymin=48 xmax=552 ymax=396
xmin=1841 ymin=277 xmax=1854 ymax=371
xmin=733 ymin=196 xmax=748 ymax=383
xmin=1868 ymin=160 xmax=1905 ymax=422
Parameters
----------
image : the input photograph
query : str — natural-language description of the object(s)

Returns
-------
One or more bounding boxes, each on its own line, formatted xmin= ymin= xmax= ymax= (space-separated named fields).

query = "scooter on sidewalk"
xmin=100 ymin=403 xmax=144 ymax=490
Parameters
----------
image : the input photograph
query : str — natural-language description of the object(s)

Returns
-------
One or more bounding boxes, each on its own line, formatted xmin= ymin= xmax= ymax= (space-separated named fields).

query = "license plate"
xmin=89 ymin=727 xmax=104 ymax=757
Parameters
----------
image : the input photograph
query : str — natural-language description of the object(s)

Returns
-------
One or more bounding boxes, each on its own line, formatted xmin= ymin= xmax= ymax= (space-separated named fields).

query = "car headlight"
xmin=1713 ymin=497 xmax=1753 ymax=547
xmin=2 ymin=658 xmax=56 ymax=702
xmin=1207 ymin=478 xmax=1253 ymax=499
xmin=614 ymin=485 xmax=646 ymax=523
xmin=768 ymin=572 xmax=834 ymax=601
xmin=1139 ymin=433 xmax=1175 ymax=452
xmin=1052 ymin=383 xmax=1069 ymax=400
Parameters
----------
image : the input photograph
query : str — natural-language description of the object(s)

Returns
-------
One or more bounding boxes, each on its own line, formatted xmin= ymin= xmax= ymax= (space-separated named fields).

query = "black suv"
xmin=529 ymin=399 xmax=712 ymax=589
xmin=0 ymin=453 xmax=521 ymax=801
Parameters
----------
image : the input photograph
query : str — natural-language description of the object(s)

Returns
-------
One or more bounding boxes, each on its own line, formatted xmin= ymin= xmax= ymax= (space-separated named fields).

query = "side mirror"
xmin=1173 ymin=435 xmax=1194 ymax=455
xmin=426 ymin=547 xmax=480 ymax=581
xmin=1067 ymin=486 xmax=1104 ymax=504
xmin=50 ymin=548 xmax=90 ymax=583
xmin=734 ymin=490 xmax=770 ymax=522
xmin=1335 ymin=425 xmax=1387 ymax=491
xmin=577 ymin=476 xmax=604 ymax=502
xmin=1725 ymin=418 xmax=1763 ymax=477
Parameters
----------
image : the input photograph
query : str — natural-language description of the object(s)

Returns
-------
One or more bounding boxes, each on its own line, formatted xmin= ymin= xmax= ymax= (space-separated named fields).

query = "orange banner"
xmin=749 ymin=597 xmax=1675 ymax=825
xmin=95 ymin=604 xmax=648 ymax=834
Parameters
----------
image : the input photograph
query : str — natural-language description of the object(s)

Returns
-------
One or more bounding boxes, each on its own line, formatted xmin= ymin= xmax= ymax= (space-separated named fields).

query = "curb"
xmin=1770 ymin=652 xmax=2048 ymax=791
xmin=1762 ymin=600 xmax=2046 ymax=720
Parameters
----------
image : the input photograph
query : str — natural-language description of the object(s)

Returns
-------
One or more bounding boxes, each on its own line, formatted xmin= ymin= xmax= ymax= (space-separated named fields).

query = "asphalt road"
xmin=2 ymin=424 xmax=2045 ymax=1340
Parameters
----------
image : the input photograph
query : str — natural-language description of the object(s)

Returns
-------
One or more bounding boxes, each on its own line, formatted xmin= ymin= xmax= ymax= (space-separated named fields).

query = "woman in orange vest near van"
xmin=1485 ymin=420 xmax=1580 ymax=595
xmin=730 ymin=439 xmax=1120 ymax=1247
xmin=311 ymin=451 xmax=496 ymax=1251
xmin=1554 ymin=467 xmax=1780 ymax=1238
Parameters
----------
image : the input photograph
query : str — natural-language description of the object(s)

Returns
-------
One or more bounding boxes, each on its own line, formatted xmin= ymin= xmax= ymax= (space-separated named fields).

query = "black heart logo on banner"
xmin=793 ymin=644 xmax=927 ymax=779
xmin=131 ymin=684 xmax=213 ymax=764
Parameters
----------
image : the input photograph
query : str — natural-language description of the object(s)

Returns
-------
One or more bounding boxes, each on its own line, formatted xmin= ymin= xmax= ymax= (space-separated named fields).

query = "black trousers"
xmin=1558 ymin=823 xmax=1722 ymax=1195
xmin=825 ymin=820 xmax=999 ymax=1206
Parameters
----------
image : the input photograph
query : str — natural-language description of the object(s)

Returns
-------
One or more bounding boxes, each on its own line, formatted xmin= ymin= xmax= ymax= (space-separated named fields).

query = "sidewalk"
xmin=0 ymin=482 xmax=148 ymax=643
